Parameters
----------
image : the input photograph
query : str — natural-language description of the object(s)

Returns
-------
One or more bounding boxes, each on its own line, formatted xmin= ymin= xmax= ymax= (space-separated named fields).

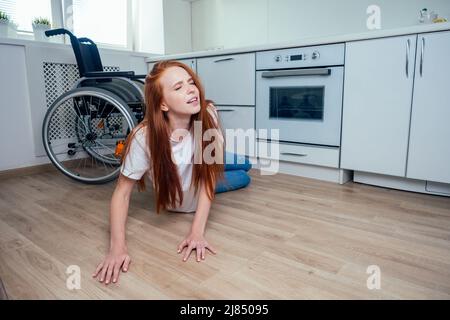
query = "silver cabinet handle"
xmin=217 ymin=109 xmax=235 ymax=112
xmin=214 ymin=57 xmax=234 ymax=63
xmin=406 ymin=39 xmax=410 ymax=78
xmin=281 ymin=152 xmax=307 ymax=157
xmin=261 ymin=68 xmax=331 ymax=78
xmin=420 ymin=37 xmax=425 ymax=77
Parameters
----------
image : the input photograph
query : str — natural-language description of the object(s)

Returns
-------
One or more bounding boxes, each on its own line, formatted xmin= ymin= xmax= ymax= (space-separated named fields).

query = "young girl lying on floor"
xmin=93 ymin=60 xmax=252 ymax=285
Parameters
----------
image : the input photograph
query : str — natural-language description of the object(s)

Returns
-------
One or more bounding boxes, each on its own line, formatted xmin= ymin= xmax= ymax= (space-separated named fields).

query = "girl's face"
xmin=159 ymin=66 xmax=201 ymax=116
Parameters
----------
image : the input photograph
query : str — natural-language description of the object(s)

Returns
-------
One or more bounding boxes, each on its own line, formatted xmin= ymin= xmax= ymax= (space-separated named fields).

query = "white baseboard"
xmin=354 ymin=171 xmax=450 ymax=197
xmin=251 ymin=158 xmax=351 ymax=184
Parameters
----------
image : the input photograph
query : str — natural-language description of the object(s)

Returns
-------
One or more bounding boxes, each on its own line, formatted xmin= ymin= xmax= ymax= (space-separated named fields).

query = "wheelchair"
xmin=42 ymin=28 xmax=146 ymax=184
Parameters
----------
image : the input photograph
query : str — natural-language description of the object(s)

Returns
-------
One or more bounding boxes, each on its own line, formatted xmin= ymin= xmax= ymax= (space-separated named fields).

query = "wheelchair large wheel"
xmin=42 ymin=87 xmax=138 ymax=184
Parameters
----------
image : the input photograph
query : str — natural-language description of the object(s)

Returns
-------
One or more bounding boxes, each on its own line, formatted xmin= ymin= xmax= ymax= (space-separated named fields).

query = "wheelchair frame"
xmin=42 ymin=28 xmax=147 ymax=184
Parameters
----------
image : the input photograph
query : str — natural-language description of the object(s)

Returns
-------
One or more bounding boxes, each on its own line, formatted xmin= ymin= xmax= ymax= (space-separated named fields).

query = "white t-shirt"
xmin=120 ymin=106 xmax=221 ymax=213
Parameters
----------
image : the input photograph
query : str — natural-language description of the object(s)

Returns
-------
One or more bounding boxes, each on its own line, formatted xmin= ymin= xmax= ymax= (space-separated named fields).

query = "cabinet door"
xmin=197 ymin=53 xmax=255 ymax=106
xmin=341 ymin=35 xmax=417 ymax=176
xmin=407 ymin=31 xmax=450 ymax=184
xmin=216 ymin=106 xmax=255 ymax=155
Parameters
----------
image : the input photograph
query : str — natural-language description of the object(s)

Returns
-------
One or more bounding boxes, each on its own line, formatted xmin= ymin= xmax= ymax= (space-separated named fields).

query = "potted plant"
xmin=32 ymin=17 xmax=51 ymax=41
xmin=0 ymin=11 xmax=10 ymax=38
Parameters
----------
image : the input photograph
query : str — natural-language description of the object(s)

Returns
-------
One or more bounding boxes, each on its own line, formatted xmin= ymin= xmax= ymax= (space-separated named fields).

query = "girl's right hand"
xmin=92 ymin=246 xmax=131 ymax=285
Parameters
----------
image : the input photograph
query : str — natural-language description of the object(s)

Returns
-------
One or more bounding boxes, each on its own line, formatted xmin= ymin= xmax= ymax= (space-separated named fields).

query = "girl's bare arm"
xmin=93 ymin=173 xmax=136 ymax=284
xmin=177 ymin=181 xmax=217 ymax=262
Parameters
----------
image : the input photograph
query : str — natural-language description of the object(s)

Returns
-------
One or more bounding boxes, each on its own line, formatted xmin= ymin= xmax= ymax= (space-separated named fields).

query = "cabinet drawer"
xmin=257 ymin=141 xmax=340 ymax=168
xmin=217 ymin=106 xmax=254 ymax=131
xmin=217 ymin=106 xmax=255 ymax=155
xmin=197 ymin=53 xmax=255 ymax=105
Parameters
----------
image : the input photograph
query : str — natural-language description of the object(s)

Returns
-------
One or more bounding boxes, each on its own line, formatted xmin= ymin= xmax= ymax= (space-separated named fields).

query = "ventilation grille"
xmin=43 ymin=62 xmax=119 ymax=140
xmin=43 ymin=62 xmax=119 ymax=108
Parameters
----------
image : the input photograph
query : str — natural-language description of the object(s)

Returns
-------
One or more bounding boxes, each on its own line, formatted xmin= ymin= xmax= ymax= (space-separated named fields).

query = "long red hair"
xmin=121 ymin=60 xmax=224 ymax=213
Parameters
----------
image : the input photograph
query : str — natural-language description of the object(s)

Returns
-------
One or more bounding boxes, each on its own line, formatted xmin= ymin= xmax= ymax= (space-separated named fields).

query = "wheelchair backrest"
xmin=45 ymin=29 xmax=105 ymax=77
xmin=71 ymin=37 xmax=104 ymax=77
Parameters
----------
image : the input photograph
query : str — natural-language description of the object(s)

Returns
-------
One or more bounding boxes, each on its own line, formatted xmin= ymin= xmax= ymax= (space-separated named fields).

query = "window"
xmin=71 ymin=0 xmax=128 ymax=48
xmin=0 ymin=0 xmax=53 ymax=32
xmin=1 ymin=0 xmax=162 ymax=52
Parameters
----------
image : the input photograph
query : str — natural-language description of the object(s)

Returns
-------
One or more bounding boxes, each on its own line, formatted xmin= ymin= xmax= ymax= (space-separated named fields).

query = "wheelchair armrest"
xmin=130 ymin=74 xmax=147 ymax=79
xmin=84 ymin=71 xmax=136 ymax=78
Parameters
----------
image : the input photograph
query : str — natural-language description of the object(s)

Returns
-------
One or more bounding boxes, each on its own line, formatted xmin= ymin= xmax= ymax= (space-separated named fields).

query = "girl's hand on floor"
xmin=92 ymin=246 xmax=131 ymax=285
xmin=177 ymin=232 xmax=217 ymax=262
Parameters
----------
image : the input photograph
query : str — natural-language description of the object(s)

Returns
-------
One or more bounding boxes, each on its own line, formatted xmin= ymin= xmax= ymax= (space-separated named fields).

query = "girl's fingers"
xmin=196 ymin=246 xmax=202 ymax=262
xmin=99 ymin=261 xmax=109 ymax=282
xmin=93 ymin=262 xmax=104 ymax=278
xmin=112 ymin=264 xmax=121 ymax=283
xmin=105 ymin=263 xmax=114 ymax=285
xmin=201 ymin=247 xmax=206 ymax=260
xmin=206 ymin=244 xmax=217 ymax=255
xmin=183 ymin=244 xmax=195 ymax=262
xmin=122 ymin=256 xmax=131 ymax=272
xmin=177 ymin=240 xmax=187 ymax=253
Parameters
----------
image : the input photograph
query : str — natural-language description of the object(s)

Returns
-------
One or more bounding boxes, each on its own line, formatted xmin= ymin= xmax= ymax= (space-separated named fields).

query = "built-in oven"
xmin=256 ymin=43 xmax=345 ymax=147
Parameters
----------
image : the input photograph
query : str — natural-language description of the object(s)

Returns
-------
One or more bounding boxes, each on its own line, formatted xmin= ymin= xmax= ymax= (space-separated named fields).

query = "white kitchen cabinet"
xmin=407 ymin=31 xmax=450 ymax=184
xmin=216 ymin=106 xmax=255 ymax=155
xmin=197 ymin=53 xmax=255 ymax=105
xmin=341 ymin=35 xmax=417 ymax=177
xmin=0 ymin=44 xmax=35 ymax=171
xmin=177 ymin=58 xmax=197 ymax=73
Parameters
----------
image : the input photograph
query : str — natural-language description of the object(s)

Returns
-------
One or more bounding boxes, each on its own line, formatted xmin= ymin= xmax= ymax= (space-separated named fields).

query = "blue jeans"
xmin=215 ymin=153 xmax=252 ymax=194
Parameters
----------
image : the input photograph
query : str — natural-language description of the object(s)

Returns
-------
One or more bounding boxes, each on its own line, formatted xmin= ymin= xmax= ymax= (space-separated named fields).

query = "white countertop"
xmin=0 ymin=36 xmax=153 ymax=58
xmin=146 ymin=22 xmax=450 ymax=62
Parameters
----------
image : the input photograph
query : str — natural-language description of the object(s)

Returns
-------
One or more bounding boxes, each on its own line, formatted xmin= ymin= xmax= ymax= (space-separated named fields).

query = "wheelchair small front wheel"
xmin=42 ymin=87 xmax=138 ymax=184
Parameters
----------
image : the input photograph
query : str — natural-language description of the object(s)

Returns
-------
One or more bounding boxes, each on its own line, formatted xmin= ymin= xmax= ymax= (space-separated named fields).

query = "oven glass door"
xmin=256 ymin=67 xmax=344 ymax=146
xmin=270 ymin=86 xmax=325 ymax=120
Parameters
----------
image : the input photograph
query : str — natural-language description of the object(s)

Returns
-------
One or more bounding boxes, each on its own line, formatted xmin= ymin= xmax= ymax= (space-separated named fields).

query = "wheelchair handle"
xmin=78 ymin=37 xmax=95 ymax=45
xmin=45 ymin=28 xmax=76 ymax=39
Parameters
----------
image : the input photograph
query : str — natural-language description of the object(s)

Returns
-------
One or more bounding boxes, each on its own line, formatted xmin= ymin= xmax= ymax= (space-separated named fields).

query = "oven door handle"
xmin=261 ymin=68 xmax=331 ymax=78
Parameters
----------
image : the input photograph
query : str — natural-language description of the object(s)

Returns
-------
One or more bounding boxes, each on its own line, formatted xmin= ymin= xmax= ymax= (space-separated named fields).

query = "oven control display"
xmin=290 ymin=54 xmax=303 ymax=61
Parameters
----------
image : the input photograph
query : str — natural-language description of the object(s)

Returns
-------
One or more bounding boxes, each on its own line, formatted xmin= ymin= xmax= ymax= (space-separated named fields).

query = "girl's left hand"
xmin=177 ymin=232 xmax=217 ymax=262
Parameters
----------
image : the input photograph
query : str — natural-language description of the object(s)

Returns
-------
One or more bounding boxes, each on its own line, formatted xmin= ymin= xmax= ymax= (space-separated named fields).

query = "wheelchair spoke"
xmin=73 ymin=153 xmax=86 ymax=173
xmin=73 ymin=98 xmax=90 ymax=134
xmin=84 ymin=96 xmax=92 ymax=122
xmin=103 ymin=102 xmax=118 ymax=121
xmin=99 ymin=97 xmax=109 ymax=118
xmin=98 ymin=152 xmax=111 ymax=174
xmin=94 ymin=139 xmax=116 ymax=154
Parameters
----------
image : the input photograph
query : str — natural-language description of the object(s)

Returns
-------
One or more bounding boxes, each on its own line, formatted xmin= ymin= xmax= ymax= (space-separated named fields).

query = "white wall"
xmin=191 ymin=0 xmax=450 ymax=51
xmin=136 ymin=0 xmax=165 ymax=54
xmin=162 ymin=0 xmax=192 ymax=54
xmin=111 ymin=0 xmax=192 ymax=55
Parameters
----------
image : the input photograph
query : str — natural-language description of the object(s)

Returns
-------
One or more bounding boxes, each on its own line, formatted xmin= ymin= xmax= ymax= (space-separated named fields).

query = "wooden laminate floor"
xmin=0 ymin=169 xmax=450 ymax=299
